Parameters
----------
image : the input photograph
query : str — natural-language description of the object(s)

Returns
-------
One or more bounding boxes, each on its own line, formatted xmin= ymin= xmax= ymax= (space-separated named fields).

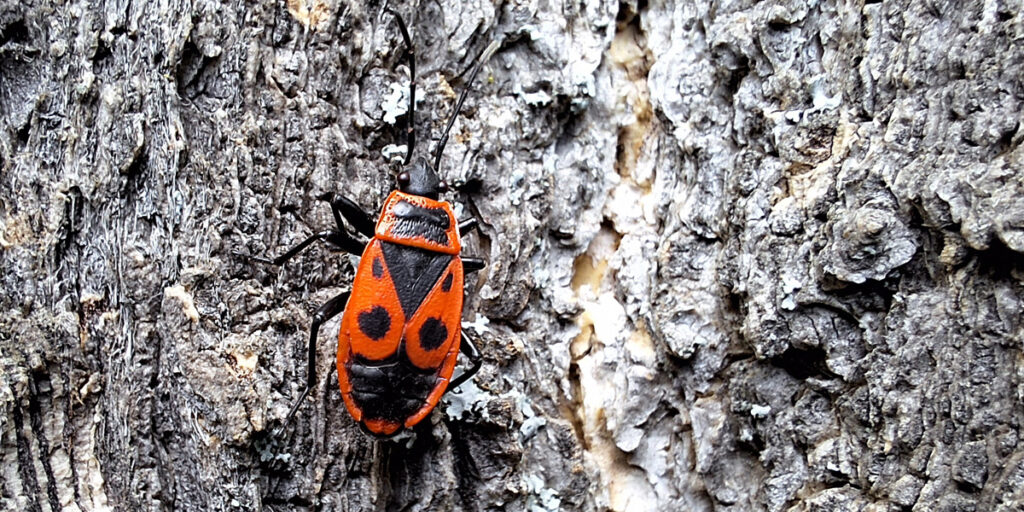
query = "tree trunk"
xmin=2 ymin=0 xmax=1023 ymax=510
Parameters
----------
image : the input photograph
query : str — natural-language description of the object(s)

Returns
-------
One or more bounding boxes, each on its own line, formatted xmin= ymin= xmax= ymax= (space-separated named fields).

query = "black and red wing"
xmin=337 ymin=239 xmax=464 ymax=435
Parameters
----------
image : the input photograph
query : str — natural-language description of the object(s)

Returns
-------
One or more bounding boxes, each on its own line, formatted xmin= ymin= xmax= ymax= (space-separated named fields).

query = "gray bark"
xmin=2 ymin=0 xmax=1023 ymax=511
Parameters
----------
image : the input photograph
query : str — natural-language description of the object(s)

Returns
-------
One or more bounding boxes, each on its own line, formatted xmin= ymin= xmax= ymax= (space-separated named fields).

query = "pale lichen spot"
xmin=80 ymin=291 xmax=104 ymax=306
xmin=232 ymin=351 xmax=258 ymax=376
xmin=78 ymin=372 xmax=104 ymax=402
xmin=164 ymin=284 xmax=199 ymax=322
xmin=286 ymin=0 xmax=333 ymax=30
xmin=0 ymin=212 xmax=33 ymax=247
xmin=626 ymin=326 xmax=655 ymax=366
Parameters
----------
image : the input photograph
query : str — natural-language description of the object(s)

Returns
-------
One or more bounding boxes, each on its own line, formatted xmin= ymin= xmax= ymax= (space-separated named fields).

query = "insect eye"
xmin=438 ymin=181 xmax=449 ymax=193
xmin=397 ymin=172 xmax=411 ymax=188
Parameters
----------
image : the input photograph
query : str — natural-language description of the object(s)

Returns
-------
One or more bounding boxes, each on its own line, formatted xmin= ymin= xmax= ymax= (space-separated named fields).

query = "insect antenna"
xmin=432 ymin=40 xmax=501 ymax=171
xmin=385 ymin=7 xmax=416 ymax=165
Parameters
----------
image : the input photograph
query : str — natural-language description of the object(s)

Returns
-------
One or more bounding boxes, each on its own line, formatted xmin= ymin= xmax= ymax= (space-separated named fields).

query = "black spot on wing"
xmin=372 ymin=257 xmax=384 ymax=278
xmin=380 ymin=242 xmax=451 ymax=317
xmin=358 ymin=306 xmax=391 ymax=340
xmin=441 ymin=272 xmax=453 ymax=292
xmin=419 ymin=317 xmax=448 ymax=351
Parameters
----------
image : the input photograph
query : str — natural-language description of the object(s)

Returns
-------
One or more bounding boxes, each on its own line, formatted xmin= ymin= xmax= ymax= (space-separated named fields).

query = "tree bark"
xmin=2 ymin=0 xmax=1023 ymax=510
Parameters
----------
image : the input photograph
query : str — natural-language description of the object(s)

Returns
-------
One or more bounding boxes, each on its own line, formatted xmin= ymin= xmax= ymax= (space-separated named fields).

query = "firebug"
xmin=252 ymin=9 xmax=496 ymax=436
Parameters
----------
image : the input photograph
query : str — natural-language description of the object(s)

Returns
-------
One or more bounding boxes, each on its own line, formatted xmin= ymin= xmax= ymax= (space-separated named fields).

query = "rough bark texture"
xmin=2 ymin=0 xmax=1024 ymax=510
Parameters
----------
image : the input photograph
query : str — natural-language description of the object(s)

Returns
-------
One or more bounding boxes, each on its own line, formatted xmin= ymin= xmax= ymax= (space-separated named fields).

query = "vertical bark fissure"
xmin=27 ymin=375 xmax=62 ymax=512
xmin=12 ymin=402 xmax=43 ymax=512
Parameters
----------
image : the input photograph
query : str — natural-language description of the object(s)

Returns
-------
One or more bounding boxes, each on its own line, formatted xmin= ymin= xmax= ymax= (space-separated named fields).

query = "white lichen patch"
xmin=524 ymin=473 xmax=563 ymax=511
xmin=382 ymin=82 xmax=416 ymax=125
xmin=442 ymin=378 xmax=488 ymax=421
xmin=381 ymin=144 xmax=408 ymax=163
xmin=485 ymin=108 xmax=516 ymax=129
xmin=462 ymin=314 xmax=492 ymax=335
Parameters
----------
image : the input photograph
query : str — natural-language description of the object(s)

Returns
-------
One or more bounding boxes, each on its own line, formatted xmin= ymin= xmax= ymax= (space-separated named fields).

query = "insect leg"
xmin=449 ymin=331 xmax=482 ymax=390
xmin=462 ymin=257 xmax=486 ymax=274
xmin=280 ymin=291 xmax=351 ymax=432
xmin=331 ymin=195 xmax=376 ymax=238
xmin=247 ymin=230 xmax=364 ymax=267
xmin=458 ymin=217 xmax=479 ymax=237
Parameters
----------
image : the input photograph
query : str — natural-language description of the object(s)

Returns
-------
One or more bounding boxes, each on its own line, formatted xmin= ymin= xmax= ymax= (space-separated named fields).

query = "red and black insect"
xmin=255 ymin=10 xmax=494 ymax=436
